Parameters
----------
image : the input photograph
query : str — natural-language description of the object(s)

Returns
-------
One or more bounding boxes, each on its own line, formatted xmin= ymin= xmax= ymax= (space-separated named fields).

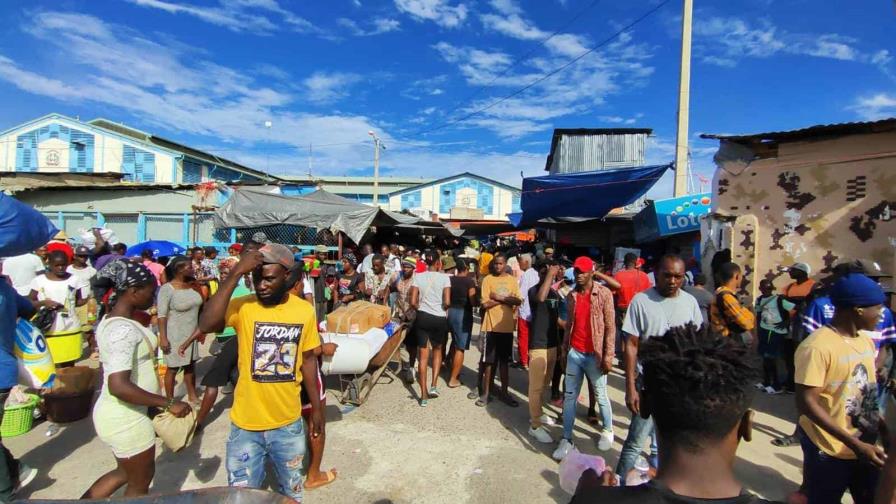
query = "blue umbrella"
xmin=127 ymin=240 xmax=187 ymax=258
xmin=0 ymin=193 xmax=58 ymax=257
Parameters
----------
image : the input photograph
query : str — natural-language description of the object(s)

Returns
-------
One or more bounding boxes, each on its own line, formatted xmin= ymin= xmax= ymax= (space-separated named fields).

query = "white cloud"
xmin=394 ymin=0 xmax=468 ymax=28
xmin=849 ymin=93 xmax=896 ymax=120
xmin=338 ymin=17 xmax=400 ymax=36
xmin=303 ymin=72 xmax=363 ymax=104
xmin=126 ymin=0 xmax=320 ymax=35
xmin=598 ymin=113 xmax=643 ymax=125
xmin=1 ymin=10 xmax=551 ymax=186
xmin=694 ymin=15 xmax=891 ymax=72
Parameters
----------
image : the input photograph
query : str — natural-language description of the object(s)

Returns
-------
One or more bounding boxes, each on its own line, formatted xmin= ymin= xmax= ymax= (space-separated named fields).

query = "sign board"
xmin=653 ymin=193 xmax=712 ymax=237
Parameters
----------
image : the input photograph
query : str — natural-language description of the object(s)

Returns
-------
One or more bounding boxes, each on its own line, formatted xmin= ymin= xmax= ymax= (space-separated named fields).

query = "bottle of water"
xmin=625 ymin=456 xmax=650 ymax=486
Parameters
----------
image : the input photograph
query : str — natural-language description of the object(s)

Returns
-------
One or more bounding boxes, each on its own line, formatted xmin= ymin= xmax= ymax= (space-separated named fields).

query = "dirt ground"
xmin=8 ymin=330 xmax=804 ymax=503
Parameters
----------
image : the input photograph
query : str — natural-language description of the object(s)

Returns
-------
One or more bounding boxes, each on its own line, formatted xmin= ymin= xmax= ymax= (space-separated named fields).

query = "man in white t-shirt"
xmin=1 ymin=252 xmax=45 ymax=296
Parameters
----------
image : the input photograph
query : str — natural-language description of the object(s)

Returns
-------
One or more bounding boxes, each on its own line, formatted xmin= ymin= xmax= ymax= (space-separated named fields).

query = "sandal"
xmin=771 ymin=435 xmax=799 ymax=447
xmin=447 ymin=381 xmax=462 ymax=388
xmin=587 ymin=412 xmax=600 ymax=426
xmin=475 ymin=398 xmax=487 ymax=407
xmin=420 ymin=399 xmax=429 ymax=407
xmin=305 ymin=469 xmax=338 ymax=490
xmin=429 ymin=387 xmax=440 ymax=398
xmin=467 ymin=391 xmax=479 ymax=400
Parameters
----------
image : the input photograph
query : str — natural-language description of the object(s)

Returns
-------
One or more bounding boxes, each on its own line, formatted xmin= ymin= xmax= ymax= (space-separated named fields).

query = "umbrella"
xmin=127 ymin=240 xmax=187 ymax=258
xmin=0 ymin=193 xmax=58 ymax=257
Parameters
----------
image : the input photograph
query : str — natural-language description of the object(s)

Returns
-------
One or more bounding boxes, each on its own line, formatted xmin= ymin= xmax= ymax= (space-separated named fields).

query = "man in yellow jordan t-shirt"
xmin=199 ymin=243 xmax=322 ymax=502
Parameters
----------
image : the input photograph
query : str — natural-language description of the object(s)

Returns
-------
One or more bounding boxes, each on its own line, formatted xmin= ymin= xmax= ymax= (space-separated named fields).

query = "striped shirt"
xmin=803 ymin=295 xmax=896 ymax=349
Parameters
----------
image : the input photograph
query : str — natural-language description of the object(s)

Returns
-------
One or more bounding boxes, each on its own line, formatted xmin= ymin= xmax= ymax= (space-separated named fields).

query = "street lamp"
xmin=368 ymin=131 xmax=386 ymax=208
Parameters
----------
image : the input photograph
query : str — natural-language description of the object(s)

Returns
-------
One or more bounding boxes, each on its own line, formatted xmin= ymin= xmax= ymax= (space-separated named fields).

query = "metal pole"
xmin=673 ymin=0 xmax=693 ymax=197
xmin=373 ymin=137 xmax=380 ymax=207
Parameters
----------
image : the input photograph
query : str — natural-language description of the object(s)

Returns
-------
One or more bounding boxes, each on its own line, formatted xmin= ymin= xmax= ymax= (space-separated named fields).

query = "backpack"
xmin=758 ymin=295 xmax=790 ymax=330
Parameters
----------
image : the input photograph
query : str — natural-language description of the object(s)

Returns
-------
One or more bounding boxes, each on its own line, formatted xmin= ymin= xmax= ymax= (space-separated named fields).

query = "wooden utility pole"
xmin=673 ymin=0 xmax=693 ymax=197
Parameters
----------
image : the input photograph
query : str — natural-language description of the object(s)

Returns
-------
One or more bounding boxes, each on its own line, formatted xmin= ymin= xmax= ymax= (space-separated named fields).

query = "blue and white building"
xmin=388 ymin=172 xmax=521 ymax=221
xmin=0 ymin=113 xmax=274 ymax=184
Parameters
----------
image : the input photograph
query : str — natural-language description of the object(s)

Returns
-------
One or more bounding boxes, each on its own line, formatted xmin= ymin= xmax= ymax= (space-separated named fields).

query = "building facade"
xmin=388 ymin=172 xmax=521 ymax=221
xmin=0 ymin=113 xmax=273 ymax=184
xmin=545 ymin=128 xmax=651 ymax=175
xmin=279 ymin=175 xmax=431 ymax=205
xmin=701 ymin=118 xmax=896 ymax=302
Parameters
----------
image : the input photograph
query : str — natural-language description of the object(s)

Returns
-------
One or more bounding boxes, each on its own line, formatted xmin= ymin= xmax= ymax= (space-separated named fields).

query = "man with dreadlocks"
xmin=572 ymin=324 xmax=773 ymax=504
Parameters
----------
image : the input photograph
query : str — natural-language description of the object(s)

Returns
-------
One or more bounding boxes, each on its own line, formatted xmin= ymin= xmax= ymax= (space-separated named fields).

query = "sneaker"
xmin=529 ymin=426 xmax=554 ymax=444
xmin=598 ymin=430 xmax=614 ymax=451
xmin=221 ymin=383 xmax=234 ymax=395
xmin=765 ymin=386 xmax=783 ymax=395
xmin=754 ymin=383 xmax=766 ymax=390
xmin=552 ymin=438 xmax=574 ymax=461
xmin=14 ymin=463 xmax=37 ymax=495
xmin=538 ymin=414 xmax=556 ymax=427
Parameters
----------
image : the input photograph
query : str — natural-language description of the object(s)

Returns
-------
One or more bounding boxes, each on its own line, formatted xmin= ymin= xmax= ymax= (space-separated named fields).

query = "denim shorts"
xmin=447 ymin=307 xmax=473 ymax=350
xmin=226 ymin=418 xmax=307 ymax=501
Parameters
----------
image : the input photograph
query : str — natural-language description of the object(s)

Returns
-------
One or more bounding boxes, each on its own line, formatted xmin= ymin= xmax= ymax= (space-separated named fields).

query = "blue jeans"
xmin=800 ymin=427 xmax=878 ymax=504
xmin=226 ymin=418 xmax=307 ymax=501
xmin=562 ymin=349 xmax=613 ymax=440
xmin=616 ymin=409 xmax=655 ymax=482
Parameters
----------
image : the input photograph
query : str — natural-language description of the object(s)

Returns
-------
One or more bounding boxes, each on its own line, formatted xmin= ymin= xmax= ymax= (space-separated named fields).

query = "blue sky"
xmin=0 ymin=0 xmax=893 ymax=198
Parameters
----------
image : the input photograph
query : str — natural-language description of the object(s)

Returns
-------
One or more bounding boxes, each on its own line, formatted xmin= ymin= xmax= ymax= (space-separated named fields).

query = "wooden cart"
xmin=337 ymin=323 xmax=407 ymax=406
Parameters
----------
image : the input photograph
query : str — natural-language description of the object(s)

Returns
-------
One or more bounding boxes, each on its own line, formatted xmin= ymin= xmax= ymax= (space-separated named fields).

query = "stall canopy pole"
xmin=337 ymin=232 xmax=344 ymax=260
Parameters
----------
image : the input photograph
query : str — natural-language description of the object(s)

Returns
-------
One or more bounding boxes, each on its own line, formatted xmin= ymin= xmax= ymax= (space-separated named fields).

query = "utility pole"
xmin=368 ymin=131 xmax=385 ymax=207
xmin=673 ymin=0 xmax=693 ymax=197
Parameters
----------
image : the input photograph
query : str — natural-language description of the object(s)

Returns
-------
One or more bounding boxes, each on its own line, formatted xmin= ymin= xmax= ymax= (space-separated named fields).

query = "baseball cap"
xmin=314 ymin=245 xmax=328 ymax=253
xmin=74 ymin=245 xmax=90 ymax=256
xmin=830 ymin=273 xmax=886 ymax=308
xmin=573 ymin=256 xmax=594 ymax=272
xmin=259 ymin=243 xmax=295 ymax=269
xmin=789 ymin=263 xmax=811 ymax=275
xmin=544 ymin=247 xmax=554 ymax=254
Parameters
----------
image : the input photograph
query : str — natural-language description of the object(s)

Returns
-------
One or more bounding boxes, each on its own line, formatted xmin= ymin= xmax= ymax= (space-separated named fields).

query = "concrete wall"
xmin=709 ymin=130 xmax=896 ymax=302
xmin=17 ymin=188 xmax=196 ymax=214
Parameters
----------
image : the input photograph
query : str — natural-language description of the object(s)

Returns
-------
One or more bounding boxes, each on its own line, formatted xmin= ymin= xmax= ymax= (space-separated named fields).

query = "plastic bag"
xmin=14 ymin=318 xmax=56 ymax=389
xmin=558 ymin=447 xmax=606 ymax=495
xmin=78 ymin=227 xmax=118 ymax=248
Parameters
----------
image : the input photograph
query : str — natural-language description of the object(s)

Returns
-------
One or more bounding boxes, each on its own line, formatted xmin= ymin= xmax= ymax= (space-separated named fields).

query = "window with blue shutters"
xmin=182 ymin=158 xmax=203 ymax=183
xmin=477 ymin=182 xmax=494 ymax=215
xmin=69 ymin=130 xmax=94 ymax=173
xmin=401 ymin=190 xmax=421 ymax=209
xmin=15 ymin=131 xmax=38 ymax=172
xmin=121 ymin=145 xmax=156 ymax=182
xmin=439 ymin=184 xmax=456 ymax=214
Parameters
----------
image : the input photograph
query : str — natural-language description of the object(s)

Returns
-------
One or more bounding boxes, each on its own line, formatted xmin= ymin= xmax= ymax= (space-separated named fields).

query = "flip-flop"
xmin=587 ymin=414 xmax=600 ymax=426
xmin=429 ymin=387 xmax=440 ymax=398
xmin=475 ymin=398 xmax=487 ymax=407
xmin=771 ymin=435 xmax=799 ymax=447
xmin=420 ymin=399 xmax=429 ymax=407
xmin=305 ymin=469 xmax=338 ymax=490
xmin=467 ymin=391 xmax=479 ymax=400
xmin=447 ymin=381 xmax=462 ymax=388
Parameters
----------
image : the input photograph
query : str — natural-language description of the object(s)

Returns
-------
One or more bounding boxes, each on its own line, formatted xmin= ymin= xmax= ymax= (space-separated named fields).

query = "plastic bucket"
xmin=44 ymin=389 xmax=94 ymax=423
xmin=45 ymin=331 xmax=84 ymax=364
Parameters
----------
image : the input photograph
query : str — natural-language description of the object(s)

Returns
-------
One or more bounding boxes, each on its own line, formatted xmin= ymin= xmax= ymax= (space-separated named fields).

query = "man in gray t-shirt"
xmin=616 ymin=255 xmax=703 ymax=483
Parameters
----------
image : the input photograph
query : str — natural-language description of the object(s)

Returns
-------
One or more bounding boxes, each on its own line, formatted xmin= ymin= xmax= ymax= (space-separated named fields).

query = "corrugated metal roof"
xmin=545 ymin=128 xmax=649 ymax=173
xmin=700 ymin=117 xmax=896 ymax=143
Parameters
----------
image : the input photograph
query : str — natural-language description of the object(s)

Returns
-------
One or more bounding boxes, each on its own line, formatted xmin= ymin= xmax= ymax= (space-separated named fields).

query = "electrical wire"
xmin=415 ymin=0 xmax=673 ymax=136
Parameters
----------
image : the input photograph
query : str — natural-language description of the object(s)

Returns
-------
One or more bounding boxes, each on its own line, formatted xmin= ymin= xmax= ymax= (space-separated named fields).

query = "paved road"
xmin=8 ymin=333 xmax=803 ymax=503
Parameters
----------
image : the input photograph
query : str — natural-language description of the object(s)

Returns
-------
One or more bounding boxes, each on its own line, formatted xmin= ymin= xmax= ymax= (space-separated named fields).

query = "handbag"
xmin=140 ymin=332 xmax=197 ymax=452
xmin=31 ymin=306 xmax=58 ymax=334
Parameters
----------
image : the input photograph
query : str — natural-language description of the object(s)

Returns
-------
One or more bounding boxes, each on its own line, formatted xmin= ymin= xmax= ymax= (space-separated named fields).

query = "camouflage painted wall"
xmin=711 ymin=130 xmax=896 ymax=302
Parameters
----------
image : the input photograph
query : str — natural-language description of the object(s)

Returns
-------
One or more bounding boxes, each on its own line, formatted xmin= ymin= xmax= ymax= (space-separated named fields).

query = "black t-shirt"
xmin=449 ymin=275 xmax=476 ymax=309
xmin=570 ymin=481 xmax=777 ymax=504
xmin=528 ymin=285 xmax=560 ymax=349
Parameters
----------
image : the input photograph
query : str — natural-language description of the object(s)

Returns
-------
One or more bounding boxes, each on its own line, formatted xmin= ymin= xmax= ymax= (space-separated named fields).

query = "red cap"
xmin=573 ymin=256 xmax=594 ymax=272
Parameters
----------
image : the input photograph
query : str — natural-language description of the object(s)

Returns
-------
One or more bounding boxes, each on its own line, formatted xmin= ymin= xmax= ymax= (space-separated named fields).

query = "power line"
xmin=436 ymin=0 xmax=604 ymax=122
xmin=415 ymin=0 xmax=674 ymax=136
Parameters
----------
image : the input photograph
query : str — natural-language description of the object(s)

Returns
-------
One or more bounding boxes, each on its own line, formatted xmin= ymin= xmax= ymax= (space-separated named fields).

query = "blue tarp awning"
xmin=510 ymin=163 xmax=672 ymax=227
xmin=0 ymin=193 xmax=58 ymax=257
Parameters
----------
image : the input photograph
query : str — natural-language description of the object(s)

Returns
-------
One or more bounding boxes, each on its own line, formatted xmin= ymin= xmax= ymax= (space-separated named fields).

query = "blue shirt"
xmin=0 ymin=278 xmax=33 ymax=389
xmin=803 ymin=295 xmax=896 ymax=349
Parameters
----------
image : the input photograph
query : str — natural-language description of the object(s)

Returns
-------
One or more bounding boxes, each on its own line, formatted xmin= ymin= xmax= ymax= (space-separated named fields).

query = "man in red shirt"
xmin=553 ymin=256 xmax=616 ymax=461
xmin=613 ymin=253 xmax=651 ymax=314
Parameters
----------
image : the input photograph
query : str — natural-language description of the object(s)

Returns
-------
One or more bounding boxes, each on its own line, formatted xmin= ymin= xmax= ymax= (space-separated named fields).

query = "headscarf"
xmin=343 ymin=253 xmax=358 ymax=267
xmin=113 ymin=261 xmax=155 ymax=291
xmin=402 ymin=257 xmax=417 ymax=268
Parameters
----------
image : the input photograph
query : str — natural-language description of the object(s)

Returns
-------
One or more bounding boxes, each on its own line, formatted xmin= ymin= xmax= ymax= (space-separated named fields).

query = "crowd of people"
xmin=2 ymin=227 xmax=896 ymax=504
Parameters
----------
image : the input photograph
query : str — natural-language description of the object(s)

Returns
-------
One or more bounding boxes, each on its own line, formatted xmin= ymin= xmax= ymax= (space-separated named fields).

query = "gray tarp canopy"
xmin=215 ymin=186 xmax=458 ymax=244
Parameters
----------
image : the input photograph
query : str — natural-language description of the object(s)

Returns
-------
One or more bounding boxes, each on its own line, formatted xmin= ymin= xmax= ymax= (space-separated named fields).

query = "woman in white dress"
xmin=82 ymin=262 xmax=192 ymax=498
